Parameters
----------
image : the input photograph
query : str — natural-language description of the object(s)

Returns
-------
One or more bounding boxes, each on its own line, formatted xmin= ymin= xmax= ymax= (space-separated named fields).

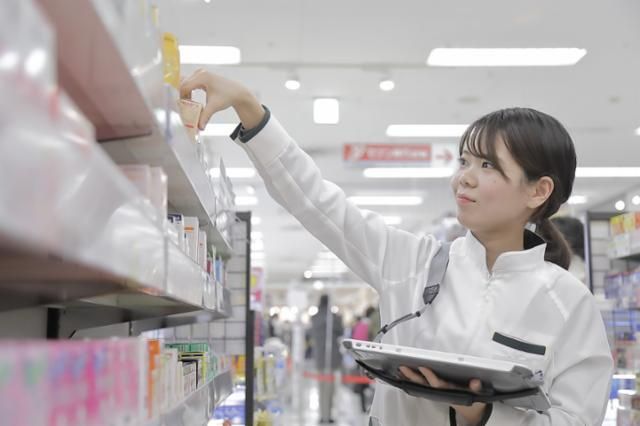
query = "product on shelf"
xmin=168 ymin=213 xmax=186 ymax=252
xmin=178 ymin=99 xmax=203 ymax=141
xmin=609 ymin=212 xmax=640 ymax=258
xmin=198 ymin=230 xmax=208 ymax=270
xmin=161 ymin=32 xmax=180 ymax=89
xmin=184 ymin=216 xmax=200 ymax=263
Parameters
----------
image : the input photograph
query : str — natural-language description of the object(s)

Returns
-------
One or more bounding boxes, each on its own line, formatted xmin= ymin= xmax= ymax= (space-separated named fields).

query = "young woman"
xmin=181 ymin=69 xmax=613 ymax=425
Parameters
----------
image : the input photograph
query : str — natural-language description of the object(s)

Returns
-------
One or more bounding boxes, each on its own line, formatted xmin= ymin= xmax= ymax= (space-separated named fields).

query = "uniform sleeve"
xmin=484 ymin=295 xmax=613 ymax=425
xmin=235 ymin=114 xmax=435 ymax=292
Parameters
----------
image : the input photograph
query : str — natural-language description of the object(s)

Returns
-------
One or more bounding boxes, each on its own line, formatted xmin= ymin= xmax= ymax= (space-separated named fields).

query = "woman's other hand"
xmin=398 ymin=366 xmax=488 ymax=425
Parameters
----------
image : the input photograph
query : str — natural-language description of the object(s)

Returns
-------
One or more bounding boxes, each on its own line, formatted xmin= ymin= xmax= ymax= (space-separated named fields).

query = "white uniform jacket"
xmin=234 ymin=112 xmax=614 ymax=425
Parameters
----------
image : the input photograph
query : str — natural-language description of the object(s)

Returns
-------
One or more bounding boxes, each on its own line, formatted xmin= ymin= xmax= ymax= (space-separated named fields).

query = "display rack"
xmin=0 ymin=0 xmax=249 ymax=424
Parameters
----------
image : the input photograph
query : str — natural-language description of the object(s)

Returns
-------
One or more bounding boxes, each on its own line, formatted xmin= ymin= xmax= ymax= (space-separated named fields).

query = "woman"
xmin=181 ymin=70 xmax=613 ymax=425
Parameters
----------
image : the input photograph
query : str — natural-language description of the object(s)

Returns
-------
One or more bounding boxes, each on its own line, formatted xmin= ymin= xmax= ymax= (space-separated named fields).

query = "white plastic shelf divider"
xmin=146 ymin=370 xmax=233 ymax=426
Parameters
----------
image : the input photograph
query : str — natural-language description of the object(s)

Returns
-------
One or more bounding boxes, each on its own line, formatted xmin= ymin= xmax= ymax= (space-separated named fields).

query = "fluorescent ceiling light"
xmin=201 ymin=123 xmax=237 ymax=136
xmin=364 ymin=167 xmax=455 ymax=178
xmin=209 ymin=168 xmax=256 ymax=179
xmin=386 ymin=124 xmax=468 ymax=137
xmin=427 ymin=48 xmax=587 ymax=67
xmin=0 ymin=51 xmax=19 ymax=71
xmin=313 ymin=98 xmax=339 ymax=124
xmin=349 ymin=196 xmax=423 ymax=206
xmin=285 ymin=79 xmax=301 ymax=90
xmin=383 ymin=216 xmax=403 ymax=225
xmin=379 ymin=80 xmax=395 ymax=91
xmin=575 ymin=167 xmax=640 ymax=178
xmin=179 ymin=45 xmax=241 ymax=65
xmin=567 ymin=195 xmax=587 ymax=205
xmin=251 ymin=216 xmax=262 ymax=225
xmin=235 ymin=195 xmax=258 ymax=206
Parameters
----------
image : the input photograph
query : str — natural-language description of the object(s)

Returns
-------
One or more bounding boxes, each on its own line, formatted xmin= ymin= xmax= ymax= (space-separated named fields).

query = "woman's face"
xmin=450 ymin=137 xmax=534 ymax=236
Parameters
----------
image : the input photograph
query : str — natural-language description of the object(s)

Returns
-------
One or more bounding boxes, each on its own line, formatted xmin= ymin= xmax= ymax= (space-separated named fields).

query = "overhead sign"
xmin=343 ymin=143 xmax=431 ymax=163
xmin=343 ymin=143 xmax=458 ymax=166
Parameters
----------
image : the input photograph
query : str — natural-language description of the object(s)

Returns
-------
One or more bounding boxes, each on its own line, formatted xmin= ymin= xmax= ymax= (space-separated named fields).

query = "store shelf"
xmin=101 ymin=87 xmax=233 ymax=258
xmin=611 ymin=251 xmax=640 ymax=262
xmin=36 ymin=0 xmax=157 ymax=142
xmin=36 ymin=0 xmax=234 ymax=258
xmin=147 ymin=370 xmax=234 ymax=426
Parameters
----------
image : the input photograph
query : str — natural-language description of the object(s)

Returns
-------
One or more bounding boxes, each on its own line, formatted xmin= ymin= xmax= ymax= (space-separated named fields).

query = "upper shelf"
xmin=35 ymin=0 xmax=234 ymax=258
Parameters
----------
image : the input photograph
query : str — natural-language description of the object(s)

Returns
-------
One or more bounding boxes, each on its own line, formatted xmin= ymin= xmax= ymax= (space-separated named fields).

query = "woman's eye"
xmin=457 ymin=157 xmax=467 ymax=166
xmin=481 ymin=161 xmax=494 ymax=169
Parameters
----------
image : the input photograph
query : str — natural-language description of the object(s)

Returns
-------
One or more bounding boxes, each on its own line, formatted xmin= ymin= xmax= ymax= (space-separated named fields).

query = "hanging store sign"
xmin=343 ymin=143 xmax=457 ymax=166
xmin=343 ymin=143 xmax=432 ymax=164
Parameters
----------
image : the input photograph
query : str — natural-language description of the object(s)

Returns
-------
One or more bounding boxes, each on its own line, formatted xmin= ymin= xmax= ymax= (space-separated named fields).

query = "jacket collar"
xmin=460 ymin=229 xmax=547 ymax=275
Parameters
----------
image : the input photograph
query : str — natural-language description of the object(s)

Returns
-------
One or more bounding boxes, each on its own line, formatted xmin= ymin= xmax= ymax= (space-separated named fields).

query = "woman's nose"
xmin=459 ymin=168 xmax=476 ymax=187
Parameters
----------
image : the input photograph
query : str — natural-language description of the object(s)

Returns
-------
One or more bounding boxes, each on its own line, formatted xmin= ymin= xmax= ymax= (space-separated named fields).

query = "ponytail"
xmin=536 ymin=218 xmax=572 ymax=270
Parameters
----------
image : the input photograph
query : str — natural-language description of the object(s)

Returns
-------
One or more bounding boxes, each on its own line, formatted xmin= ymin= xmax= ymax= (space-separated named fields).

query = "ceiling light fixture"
xmin=386 ymin=124 xmax=468 ymax=137
xmin=615 ymin=200 xmax=626 ymax=211
xmin=575 ymin=167 xmax=640 ymax=178
xmin=633 ymin=196 xmax=640 ymax=206
xmin=426 ymin=48 xmax=587 ymax=67
xmin=313 ymin=98 xmax=339 ymax=124
xmin=201 ymin=123 xmax=237 ymax=136
xmin=348 ymin=196 xmax=423 ymax=206
xmin=285 ymin=79 xmax=301 ymax=90
xmin=179 ymin=45 xmax=241 ymax=65
xmin=567 ymin=195 xmax=587 ymax=205
xmin=379 ymin=79 xmax=395 ymax=92
xmin=364 ymin=167 xmax=455 ymax=178
xmin=208 ymin=168 xmax=256 ymax=179
xmin=635 ymin=127 xmax=640 ymax=136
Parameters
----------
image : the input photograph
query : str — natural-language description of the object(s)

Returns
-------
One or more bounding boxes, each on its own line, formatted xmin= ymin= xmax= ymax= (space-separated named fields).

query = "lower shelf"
xmin=148 ymin=370 xmax=234 ymax=426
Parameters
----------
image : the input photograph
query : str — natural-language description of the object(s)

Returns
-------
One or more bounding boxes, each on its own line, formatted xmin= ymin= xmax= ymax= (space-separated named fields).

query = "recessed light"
xmin=379 ymin=80 xmax=395 ymax=91
xmin=208 ymin=168 xmax=256 ymax=179
xmin=348 ymin=196 xmax=423 ymax=206
xmin=313 ymin=98 xmax=339 ymax=124
xmin=201 ymin=123 xmax=237 ymax=136
xmin=632 ymin=196 xmax=640 ymax=205
xmin=615 ymin=200 xmax=626 ymax=211
xmin=567 ymin=195 xmax=587 ymax=205
xmin=386 ymin=124 xmax=468 ymax=137
xmin=426 ymin=48 xmax=587 ymax=67
xmin=285 ymin=79 xmax=301 ymax=90
xmin=304 ymin=271 xmax=313 ymax=279
xmin=313 ymin=280 xmax=324 ymax=290
xmin=179 ymin=45 xmax=241 ymax=65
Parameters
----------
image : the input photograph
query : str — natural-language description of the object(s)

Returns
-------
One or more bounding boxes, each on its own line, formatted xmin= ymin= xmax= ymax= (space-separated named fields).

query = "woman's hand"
xmin=398 ymin=366 xmax=487 ymax=425
xmin=180 ymin=69 xmax=265 ymax=131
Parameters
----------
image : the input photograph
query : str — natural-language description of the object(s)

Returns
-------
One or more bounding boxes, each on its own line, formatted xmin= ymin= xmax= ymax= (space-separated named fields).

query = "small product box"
xmin=168 ymin=214 xmax=186 ymax=253
xmin=177 ymin=99 xmax=203 ymax=141
xmin=183 ymin=216 xmax=199 ymax=263
xmin=198 ymin=231 xmax=207 ymax=271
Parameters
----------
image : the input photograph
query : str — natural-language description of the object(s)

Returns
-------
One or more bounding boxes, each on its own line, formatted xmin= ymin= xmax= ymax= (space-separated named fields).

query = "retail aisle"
xmin=280 ymin=376 xmax=369 ymax=426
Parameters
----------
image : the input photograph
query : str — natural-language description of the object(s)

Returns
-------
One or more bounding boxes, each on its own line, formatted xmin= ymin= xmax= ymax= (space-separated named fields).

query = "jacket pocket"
xmin=492 ymin=332 xmax=546 ymax=356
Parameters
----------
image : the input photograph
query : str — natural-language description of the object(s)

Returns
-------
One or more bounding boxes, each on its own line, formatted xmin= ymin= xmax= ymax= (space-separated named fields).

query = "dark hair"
xmin=551 ymin=216 xmax=585 ymax=260
xmin=319 ymin=294 xmax=329 ymax=309
xmin=458 ymin=107 xmax=575 ymax=269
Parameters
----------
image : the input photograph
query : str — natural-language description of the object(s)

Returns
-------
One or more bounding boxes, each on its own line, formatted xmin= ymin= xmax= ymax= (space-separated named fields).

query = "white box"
xmin=184 ymin=216 xmax=199 ymax=263
xmin=198 ymin=231 xmax=207 ymax=270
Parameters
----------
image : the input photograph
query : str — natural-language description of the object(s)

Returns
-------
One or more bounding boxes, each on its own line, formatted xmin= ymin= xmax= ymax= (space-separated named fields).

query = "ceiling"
xmin=158 ymin=0 xmax=640 ymax=287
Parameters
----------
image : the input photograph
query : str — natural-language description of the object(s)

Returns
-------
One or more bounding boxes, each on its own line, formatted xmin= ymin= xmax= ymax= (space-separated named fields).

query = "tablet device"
xmin=343 ymin=338 xmax=551 ymax=411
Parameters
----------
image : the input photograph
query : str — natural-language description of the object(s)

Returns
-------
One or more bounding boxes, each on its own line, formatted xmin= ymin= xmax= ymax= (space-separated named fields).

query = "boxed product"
xmin=168 ymin=214 xmax=186 ymax=252
xmin=184 ymin=216 xmax=199 ymax=263
xmin=198 ymin=231 xmax=207 ymax=270
xmin=177 ymin=99 xmax=203 ymax=141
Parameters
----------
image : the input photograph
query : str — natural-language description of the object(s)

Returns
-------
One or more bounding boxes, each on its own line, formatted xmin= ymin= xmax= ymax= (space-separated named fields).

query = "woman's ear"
xmin=527 ymin=176 xmax=554 ymax=209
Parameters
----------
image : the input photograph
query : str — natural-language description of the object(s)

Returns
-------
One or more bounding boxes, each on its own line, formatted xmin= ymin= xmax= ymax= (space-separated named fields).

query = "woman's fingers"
xmin=469 ymin=378 xmax=483 ymax=392
xmin=418 ymin=367 xmax=450 ymax=389
xmin=398 ymin=366 xmax=428 ymax=386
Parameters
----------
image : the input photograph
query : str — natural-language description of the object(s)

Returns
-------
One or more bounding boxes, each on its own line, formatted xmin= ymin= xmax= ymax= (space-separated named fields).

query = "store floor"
xmin=279 ymin=376 xmax=370 ymax=426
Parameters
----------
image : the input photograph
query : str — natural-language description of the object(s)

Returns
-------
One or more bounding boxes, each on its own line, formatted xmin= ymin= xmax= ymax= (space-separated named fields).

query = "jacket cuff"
xmin=230 ymin=105 xmax=271 ymax=143
xmin=235 ymin=113 xmax=293 ymax=168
